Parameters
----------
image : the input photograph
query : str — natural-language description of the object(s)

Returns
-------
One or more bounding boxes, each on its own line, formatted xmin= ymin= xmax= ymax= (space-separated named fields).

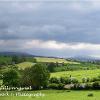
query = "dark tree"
xmin=3 ymin=69 xmax=20 ymax=87
xmin=47 ymin=63 xmax=57 ymax=72
xmin=12 ymin=56 xmax=20 ymax=64
xmin=21 ymin=63 xmax=50 ymax=89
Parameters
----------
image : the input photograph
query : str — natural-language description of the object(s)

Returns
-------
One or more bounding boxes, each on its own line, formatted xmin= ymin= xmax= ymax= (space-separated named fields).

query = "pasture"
xmin=17 ymin=62 xmax=35 ymax=70
xmin=0 ymin=90 xmax=100 ymax=100
xmin=51 ymin=69 xmax=100 ymax=82
xmin=35 ymin=57 xmax=79 ymax=64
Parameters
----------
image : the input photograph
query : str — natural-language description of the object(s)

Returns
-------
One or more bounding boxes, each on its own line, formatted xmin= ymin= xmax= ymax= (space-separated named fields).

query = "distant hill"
xmin=0 ymin=52 xmax=33 ymax=57
xmin=70 ymin=56 xmax=100 ymax=62
xmin=0 ymin=52 xmax=64 ymax=59
xmin=0 ymin=52 xmax=66 ymax=58
xmin=0 ymin=52 xmax=100 ymax=63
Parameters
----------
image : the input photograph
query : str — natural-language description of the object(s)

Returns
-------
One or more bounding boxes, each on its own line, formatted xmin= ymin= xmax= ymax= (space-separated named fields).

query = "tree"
xmin=20 ymin=56 xmax=26 ymax=62
xmin=21 ymin=63 xmax=50 ymax=89
xmin=12 ymin=56 xmax=26 ymax=64
xmin=92 ymin=82 xmax=100 ymax=89
xmin=47 ymin=63 xmax=57 ymax=72
xmin=12 ymin=56 xmax=19 ymax=64
xmin=3 ymin=69 xmax=20 ymax=87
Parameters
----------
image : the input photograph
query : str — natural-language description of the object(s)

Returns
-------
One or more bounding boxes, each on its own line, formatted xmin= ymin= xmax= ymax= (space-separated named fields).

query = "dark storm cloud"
xmin=0 ymin=0 xmax=100 ymax=57
xmin=0 ymin=0 xmax=100 ymax=44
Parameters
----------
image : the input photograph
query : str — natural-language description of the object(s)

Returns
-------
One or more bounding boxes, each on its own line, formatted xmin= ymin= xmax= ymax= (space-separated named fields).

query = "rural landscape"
xmin=0 ymin=52 xmax=100 ymax=100
xmin=1 ymin=0 xmax=100 ymax=100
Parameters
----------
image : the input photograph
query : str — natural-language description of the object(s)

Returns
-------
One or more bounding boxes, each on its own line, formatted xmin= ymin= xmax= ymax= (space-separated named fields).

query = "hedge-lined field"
xmin=35 ymin=57 xmax=79 ymax=64
xmin=51 ymin=69 xmax=100 ymax=82
xmin=0 ymin=90 xmax=100 ymax=100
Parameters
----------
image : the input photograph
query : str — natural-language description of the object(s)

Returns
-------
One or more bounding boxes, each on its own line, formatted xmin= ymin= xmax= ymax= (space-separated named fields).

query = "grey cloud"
xmin=0 ymin=0 xmax=100 ymax=57
xmin=0 ymin=1 xmax=99 ymax=43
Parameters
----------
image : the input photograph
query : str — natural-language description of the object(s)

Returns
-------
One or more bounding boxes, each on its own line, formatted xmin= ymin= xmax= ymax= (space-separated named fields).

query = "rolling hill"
xmin=17 ymin=62 xmax=35 ymax=70
xmin=35 ymin=57 xmax=80 ymax=64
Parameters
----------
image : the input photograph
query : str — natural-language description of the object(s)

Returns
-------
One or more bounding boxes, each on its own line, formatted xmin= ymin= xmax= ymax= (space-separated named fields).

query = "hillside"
xmin=51 ymin=69 xmax=100 ymax=82
xmin=17 ymin=62 xmax=35 ymax=70
xmin=35 ymin=57 xmax=80 ymax=64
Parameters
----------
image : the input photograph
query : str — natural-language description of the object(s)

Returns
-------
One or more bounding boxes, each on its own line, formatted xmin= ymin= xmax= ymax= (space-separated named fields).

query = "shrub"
xmin=64 ymin=78 xmax=72 ymax=84
xmin=48 ymin=83 xmax=59 ymax=89
xmin=82 ymin=77 xmax=90 ymax=83
xmin=87 ymin=93 xmax=94 ymax=97
xmin=91 ymin=77 xmax=100 ymax=82
xmin=92 ymin=81 xmax=100 ymax=89
xmin=64 ymin=77 xmax=78 ymax=84
xmin=85 ymin=83 xmax=92 ymax=90
xmin=60 ymin=77 xmax=67 ymax=84
xmin=48 ymin=83 xmax=64 ymax=90
xmin=87 ymin=77 xmax=90 ymax=82
xmin=54 ymin=77 xmax=79 ymax=84
xmin=0 ymin=74 xmax=3 ymax=79
xmin=49 ymin=77 xmax=60 ymax=84
xmin=47 ymin=63 xmax=57 ymax=72
xmin=58 ymin=83 xmax=64 ymax=90
xmin=71 ymin=78 xmax=78 ymax=84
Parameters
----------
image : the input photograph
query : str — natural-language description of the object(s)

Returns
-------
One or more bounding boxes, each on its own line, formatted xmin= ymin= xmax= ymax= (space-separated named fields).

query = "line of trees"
xmin=48 ymin=76 xmax=100 ymax=90
xmin=0 ymin=56 xmax=37 ymax=67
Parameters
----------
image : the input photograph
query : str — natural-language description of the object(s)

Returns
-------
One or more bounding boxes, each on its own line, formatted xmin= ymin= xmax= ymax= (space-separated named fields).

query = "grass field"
xmin=17 ymin=62 xmax=35 ymax=70
xmin=35 ymin=57 xmax=79 ymax=64
xmin=0 ymin=62 xmax=35 ymax=71
xmin=51 ymin=69 xmax=100 ymax=82
xmin=0 ymin=90 xmax=100 ymax=100
xmin=0 ymin=80 xmax=2 ymax=86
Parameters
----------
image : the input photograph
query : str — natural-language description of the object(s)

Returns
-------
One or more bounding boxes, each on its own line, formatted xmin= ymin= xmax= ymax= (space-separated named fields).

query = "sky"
xmin=0 ymin=0 xmax=100 ymax=57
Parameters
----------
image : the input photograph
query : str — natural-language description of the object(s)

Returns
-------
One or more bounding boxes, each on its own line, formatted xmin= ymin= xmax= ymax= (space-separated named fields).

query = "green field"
xmin=17 ymin=62 xmax=35 ymax=70
xmin=0 ymin=56 xmax=12 ymax=64
xmin=35 ymin=57 xmax=79 ymax=64
xmin=0 ymin=90 xmax=100 ymax=100
xmin=0 ymin=80 xmax=2 ymax=86
xmin=51 ymin=69 xmax=100 ymax=82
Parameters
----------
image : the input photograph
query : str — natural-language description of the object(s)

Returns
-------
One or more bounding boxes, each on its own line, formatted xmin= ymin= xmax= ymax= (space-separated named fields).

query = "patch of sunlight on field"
xmin=17 ymin=62 xmax=35 ymax=70
xmin=0 ymin=80 xmax=3 ymax=85
xmin=35 ymin=57 xmax=79 ymax=64
xmin=51 ymin=69 xmax=100 ymax=82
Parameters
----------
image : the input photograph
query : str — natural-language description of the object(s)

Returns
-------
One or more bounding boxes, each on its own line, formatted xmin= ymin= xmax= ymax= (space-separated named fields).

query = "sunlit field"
xmin=35 ymin=57 xmax=79 ymax=64
xmin=0 ymin=90 xmax=100 ymax=100
xmin=51 ymin=69 xmax=100 ymax=82
xmin=17 ymin=62 xmax=35 ymax=70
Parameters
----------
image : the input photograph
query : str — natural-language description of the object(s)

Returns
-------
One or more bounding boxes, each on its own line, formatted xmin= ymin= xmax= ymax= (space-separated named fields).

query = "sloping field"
xmin=0 ymin=80 xmax=2 ymax=86
xmin=0 ymin=62 xmax=34 ymax=73
xmin=35 ymin=57 xmax=79 ymax=64
xmin=51 ymin=69 xmax=100 ymax=82
xmin=17 ymin=62 xmax=35 ymax=70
